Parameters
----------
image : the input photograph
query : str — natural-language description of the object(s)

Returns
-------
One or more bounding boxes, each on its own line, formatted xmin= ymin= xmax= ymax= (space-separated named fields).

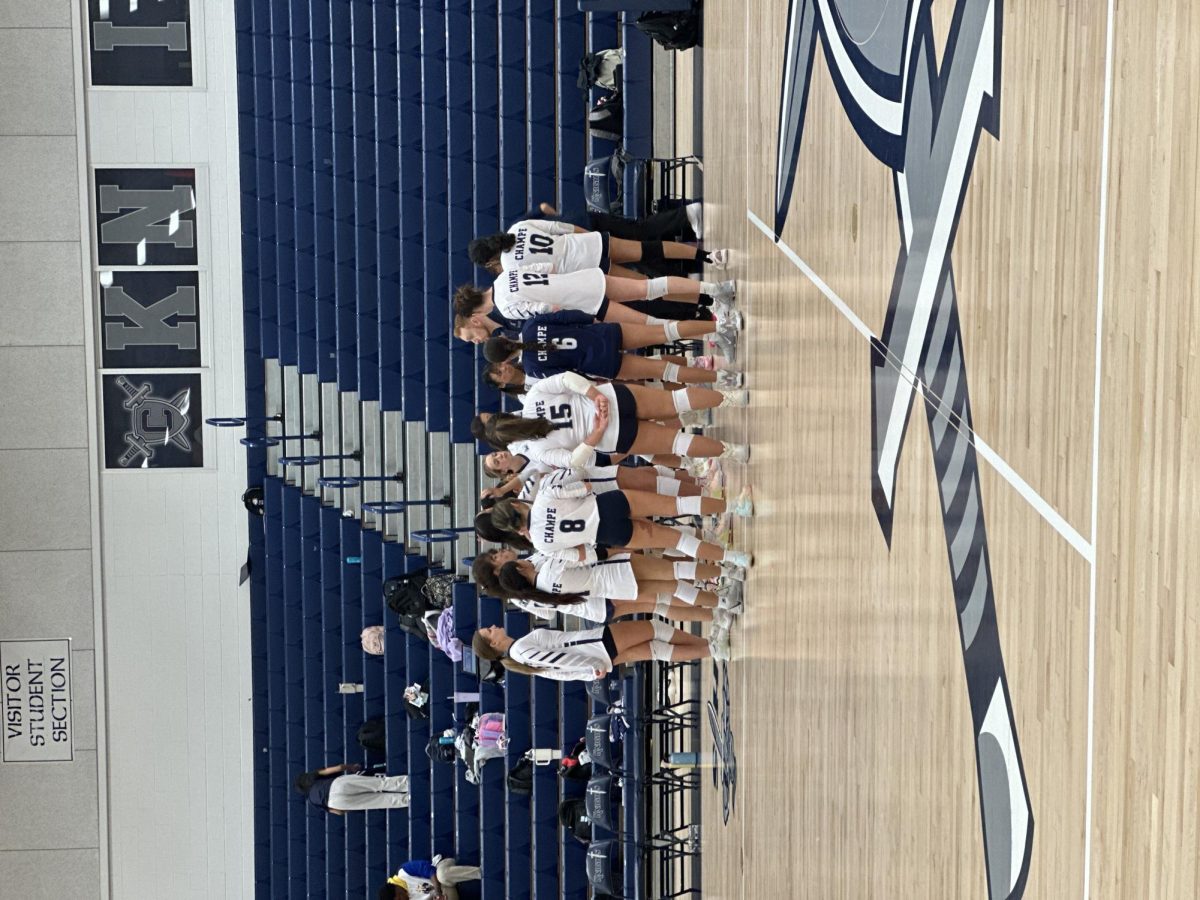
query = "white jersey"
xmin=520 ymin=372 xmax=594 ymax=442
xmin=517 ymin=373 xmax=623 ymax=459
xmin=528 ymin=478 xmax=600 ymax=553
xmin=492 ymin=263 xmax=607 ymax=320
xmin=501 ymin=220 xmax=604 ymax=273
xmin=509 ymin=459 xmax=619 ymax=503
xmin=532 ymin=552 xmax=638 ymax=602
xmin=507 ymin=626 xmax=613 ymax=681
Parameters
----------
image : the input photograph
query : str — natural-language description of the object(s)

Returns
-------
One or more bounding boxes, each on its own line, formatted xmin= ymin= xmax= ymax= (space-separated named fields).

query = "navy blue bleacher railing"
xmin=237 ymin=0 xmax=646 ymax=895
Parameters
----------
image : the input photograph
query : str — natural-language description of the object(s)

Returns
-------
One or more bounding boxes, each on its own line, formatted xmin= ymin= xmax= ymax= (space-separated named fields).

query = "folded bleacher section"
xmin=234 ymin=1 xmax=663 ymax=897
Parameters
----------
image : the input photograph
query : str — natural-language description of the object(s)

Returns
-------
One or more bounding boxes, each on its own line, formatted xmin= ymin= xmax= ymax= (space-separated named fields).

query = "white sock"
xmin=646 ymin=277 xmax=669 ymax=299
xmin=675 ymin=531 xmax=702 ymax=557
xmin=672 ymin=389 xmax=694 ymax=413
xmin=656 ymin=476 xmax=682 ymax=496
xmin=663 ymin=321 xmax=682 ymax=341
xmin=675 ymin=496 xmax=703 ymax=515
xmin=721 ymin=548 xmax=743 ymax=564
xmin=672 ymin=561 xmax=698 ymax=579
xmin=700 ymin=281 xmax=718 ymax=294
xmin=672 ymin=582 xmax=700 ymax=605
xmin=672 ymin=432 xmax=695 ymax=455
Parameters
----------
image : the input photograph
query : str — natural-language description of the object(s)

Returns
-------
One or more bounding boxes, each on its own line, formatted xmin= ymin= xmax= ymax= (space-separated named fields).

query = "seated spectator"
xmin=378 ymin=855 xmax=481 ymax=900
xmin=293 ymin=762 xmax=410 ymax=814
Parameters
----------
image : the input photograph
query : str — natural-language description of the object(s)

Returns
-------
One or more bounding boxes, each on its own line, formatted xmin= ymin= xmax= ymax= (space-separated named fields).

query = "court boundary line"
xmin=746 ymin=208 xmax=1094 ymax=563
xmin=1083 ymin=0 xmax=1117 ymax=894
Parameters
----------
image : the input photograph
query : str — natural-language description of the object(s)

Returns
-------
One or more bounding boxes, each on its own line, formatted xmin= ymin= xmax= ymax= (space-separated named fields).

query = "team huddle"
xmin=453 ymin=206 xmax=752 ymax=681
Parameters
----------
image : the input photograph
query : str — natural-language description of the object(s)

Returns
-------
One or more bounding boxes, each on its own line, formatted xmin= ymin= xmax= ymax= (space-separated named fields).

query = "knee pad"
xmin=672 ymin=389 xmax=694 ymax=413
xmin=675 ymin=495 xmax=702 ymax=515
xmin=672 ymin=432 xmax=695 ymax=456
xmin=641 ymin=240 xmax=665 ymax=262
xmin=653 ymin=599 xmax=672 ymax=617
xmin=649 ymin=639 xmax=676 ymax=662
xmin=646 ymin=276 xmax=669 ymax=299
xmin=662 ymin=362 xmax=681 ymax=382
xmin=672 ymin=582 xmax=700 ymax=605
xmin=656 ymin=475 xmax=681 ymax=496
xmin=652 ymin=619 xmax=676 ymax=642
xmin=673 ymin=560 xmax=698 ymax=580
xmin=674 ymin=530 xmax=702 ymax=558
xmin=663 ymin=321 xmax=682 ymax=341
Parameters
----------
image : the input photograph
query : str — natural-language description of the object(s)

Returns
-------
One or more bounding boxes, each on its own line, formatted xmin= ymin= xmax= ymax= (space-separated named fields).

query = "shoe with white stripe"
xmin=708 ymin=632 xmax=731 ymax=661
xmin=707 ymin=248 xmax=731 ymax=269
xmin=713 ymin=303 xmax=742 ymax=331
xmin=708 ymin=330 xmax=738 ymax=365
xmin=729 ymin=486 xmax=754 ymax=517
xmin=710 ymin=279 xmax=737 ymax=302
xmin=719 ymin=442 xmax=750 ymax=463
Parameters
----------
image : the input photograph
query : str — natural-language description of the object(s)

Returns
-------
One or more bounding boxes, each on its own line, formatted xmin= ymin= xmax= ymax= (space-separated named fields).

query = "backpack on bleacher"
xmin=421 ymin=573 xmax=460 ymax=610
xmin=558 ymin=738 xmax=593 ymax=782
xmin=588 ymin=91 xmax=623 ymax=143
xmin=558 ymin=797 xmax=592 ymax=845
xmin=577 ymin=49 xmax=622 ymax=93
xmin=384 ymin=570 xmax=459 ymax=618
xmin=384 ymin=572 xmax=429 ymax=617
xmin=357 ymin=718 xmax=386 ymax=752
xmin=507 ymin=758 xmax=534 ymax=795
xmin=635 ymin=8 xmax=701 ymax=51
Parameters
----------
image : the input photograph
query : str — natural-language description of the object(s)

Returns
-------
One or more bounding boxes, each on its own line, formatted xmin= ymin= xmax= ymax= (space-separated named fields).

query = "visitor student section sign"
xmin=1 ymin=641 xmax=73 ymax=763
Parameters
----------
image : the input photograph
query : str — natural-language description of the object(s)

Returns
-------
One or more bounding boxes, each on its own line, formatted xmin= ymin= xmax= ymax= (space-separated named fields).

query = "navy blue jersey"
xmin=519 ymin=311 xmax=623 ymax=380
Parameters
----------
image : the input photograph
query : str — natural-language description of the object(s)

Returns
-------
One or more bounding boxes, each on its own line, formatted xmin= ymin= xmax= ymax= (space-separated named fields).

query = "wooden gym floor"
xmin=689 ymin=1 xmax=1200 ymax=897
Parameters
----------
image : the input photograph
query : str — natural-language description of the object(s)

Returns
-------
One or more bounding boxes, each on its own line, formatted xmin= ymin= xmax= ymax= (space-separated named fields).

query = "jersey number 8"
xmin=559 ymin=519 xmax=586 ymax=533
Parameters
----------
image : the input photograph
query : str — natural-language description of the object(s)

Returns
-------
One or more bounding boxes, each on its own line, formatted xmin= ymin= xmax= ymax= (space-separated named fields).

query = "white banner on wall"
xmin=1 ymin=640 xmax=73 ymax=762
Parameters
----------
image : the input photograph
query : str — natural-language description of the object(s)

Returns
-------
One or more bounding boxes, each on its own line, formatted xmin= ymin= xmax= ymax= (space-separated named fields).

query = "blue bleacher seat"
xmin=241 ymin=0 xmax=662 ymax=892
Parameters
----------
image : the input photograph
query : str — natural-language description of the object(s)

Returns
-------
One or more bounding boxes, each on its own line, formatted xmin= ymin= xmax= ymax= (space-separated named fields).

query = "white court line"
xmin=1083 ymin=0 xmax=1117 ymax=894
xmin=747 ymin=207 xmax=1094 ymax=563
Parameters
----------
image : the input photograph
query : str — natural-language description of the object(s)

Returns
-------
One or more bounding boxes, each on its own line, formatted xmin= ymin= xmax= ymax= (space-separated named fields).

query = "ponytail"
xmin=468 ymin=233 xmax=517 ymax=268
xmin=482 ymin=362 xmax=529 ymax=398
xmin=474 ymin=511 xmax=533 ymax=551
xmin=497 ymin=560 xmax=587 ymax=605
xmin=474 ymin=411 xmax=554 ymax=449
xmin=453 ymin=284 xmax=487 ymax=317
xmin=484 ymin=334 xmax=551 ymax=364
xmin=471 ymin=629 xmax=544 ymax=677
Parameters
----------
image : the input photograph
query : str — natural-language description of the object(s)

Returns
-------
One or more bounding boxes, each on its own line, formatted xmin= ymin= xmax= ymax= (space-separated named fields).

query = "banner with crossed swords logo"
xmin=774 ymin=1 xmax=1033 ymax=897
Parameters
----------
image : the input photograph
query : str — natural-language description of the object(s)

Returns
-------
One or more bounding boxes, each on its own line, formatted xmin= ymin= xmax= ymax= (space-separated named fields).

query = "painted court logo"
xmin=775 ymin=1 xmax=1033 ymax=897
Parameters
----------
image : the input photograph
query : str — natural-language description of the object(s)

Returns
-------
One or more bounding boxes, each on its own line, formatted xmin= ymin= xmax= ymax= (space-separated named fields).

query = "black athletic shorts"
xmin=601 ymin=625 xmax=619 ymax=661
xmin=596 ymin=231 xmax=612 ymax=273
xmin=594 ymin=490 xmax=634 ymax=547
xmin=611 ymin=383 xmax=638 ymax=453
